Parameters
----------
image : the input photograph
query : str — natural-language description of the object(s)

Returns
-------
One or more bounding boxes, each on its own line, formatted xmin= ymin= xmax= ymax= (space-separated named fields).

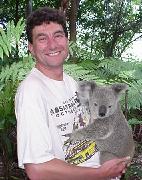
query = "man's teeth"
xmin=48 ymin=52 xmax=60 ymax=56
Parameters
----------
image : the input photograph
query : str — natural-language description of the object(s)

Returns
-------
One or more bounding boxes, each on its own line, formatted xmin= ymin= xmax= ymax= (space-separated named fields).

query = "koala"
xmin=70 ymin=81 xmax=135 ymax=164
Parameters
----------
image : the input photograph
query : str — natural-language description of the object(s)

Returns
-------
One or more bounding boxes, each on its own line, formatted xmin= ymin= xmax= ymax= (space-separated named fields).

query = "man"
xmin=15 ymin=6 xmax=129 ymax=180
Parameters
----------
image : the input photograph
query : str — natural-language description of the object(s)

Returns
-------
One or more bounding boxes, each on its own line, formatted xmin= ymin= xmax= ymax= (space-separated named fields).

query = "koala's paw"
xmin=65 ymin=130 xmax=86 ymax=145
xmin=69 ymin=134 xmax=78 ymax=143
xmin=63 ymin=133 xmax=78 ymax=145
xmin=70 ymin=131 xmax=86 ymax=143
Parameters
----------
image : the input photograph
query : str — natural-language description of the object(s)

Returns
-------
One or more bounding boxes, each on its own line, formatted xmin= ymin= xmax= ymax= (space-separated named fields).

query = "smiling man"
xmin=28 ymin=22 xmax=68 ymax=80
xmin=15 ymin=7 xmax=129 ymax=180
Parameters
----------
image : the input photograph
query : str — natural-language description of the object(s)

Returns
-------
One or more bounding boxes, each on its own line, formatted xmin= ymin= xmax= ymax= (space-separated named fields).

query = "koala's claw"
xmin=63 ymin=133 xmax=76 ymax=145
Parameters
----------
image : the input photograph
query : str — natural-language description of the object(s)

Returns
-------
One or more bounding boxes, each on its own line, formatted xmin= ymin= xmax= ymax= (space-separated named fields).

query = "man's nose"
xmin=48 ymin=38 xmax=57 ymax=50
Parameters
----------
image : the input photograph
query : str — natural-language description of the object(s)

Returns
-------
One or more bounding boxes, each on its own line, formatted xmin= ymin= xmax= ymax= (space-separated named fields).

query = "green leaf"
xmin=0 ymin=46 xmax=3 ymax=59
xmin=15 ymin=18 xmax=25 ymax=43
xmin=0 ymin=119 xmax=5 ymax=130
xmin=128 ymin=118 xmax=142 ymax=125
xmin=6 ymin=21 xmax=12 ymax=53
xmin=0 ymin=28 xmax=10 ymax=55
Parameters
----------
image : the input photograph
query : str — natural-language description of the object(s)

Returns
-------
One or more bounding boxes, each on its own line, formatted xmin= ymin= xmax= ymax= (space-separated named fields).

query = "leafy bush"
xmin=0 ymin=18 xmax=28 ymax=179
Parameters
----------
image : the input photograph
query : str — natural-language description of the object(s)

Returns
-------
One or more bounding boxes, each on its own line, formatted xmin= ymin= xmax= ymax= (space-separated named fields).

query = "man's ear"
xmin=28 ymin=42 xmax=34 ymax=56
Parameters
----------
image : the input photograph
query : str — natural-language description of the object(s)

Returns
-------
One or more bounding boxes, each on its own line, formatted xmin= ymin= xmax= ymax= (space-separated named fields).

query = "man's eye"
xmin=94 ymin=103 xmax=98 ymax=106
xmin=39 ymin=37 xmax=46 ymax=41
xmin=55 ymin=34 xmax=64 ymax=38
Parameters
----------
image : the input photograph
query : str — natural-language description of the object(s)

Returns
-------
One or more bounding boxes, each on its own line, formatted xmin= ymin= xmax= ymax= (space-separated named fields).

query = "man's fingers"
xmin=122 ymin=169 xmax=126 ymax=174
xmin=117 ymin=156 xmax=131 ymax=164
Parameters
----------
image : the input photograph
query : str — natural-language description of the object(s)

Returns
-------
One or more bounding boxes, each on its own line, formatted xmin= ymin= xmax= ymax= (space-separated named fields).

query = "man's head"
xmin=26 ymin=7 xmax=69 ymax=76
xmin=26 ymin=7 xmax=68 ymax=44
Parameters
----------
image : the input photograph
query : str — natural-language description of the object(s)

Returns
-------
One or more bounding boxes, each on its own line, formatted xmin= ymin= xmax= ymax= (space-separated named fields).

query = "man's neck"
xmin=35 ymin=64 xmax=63 ymax=81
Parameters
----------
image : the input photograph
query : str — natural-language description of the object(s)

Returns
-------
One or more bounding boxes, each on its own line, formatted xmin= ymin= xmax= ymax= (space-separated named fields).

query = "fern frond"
xmin=14 ymin=18 xmax=25 ymax=43
xmin=128 ymin=118 xmax=142 ymax=125
xmin=0 ymin=56 xmax=34 ymax=85
xmin=0 ymin=19 xmax=25 ymax=60
xmin=99 ymin=58 xmax=136 ymax=76
xmin=0 ymin=46 xmax=3 ymax=59
xmin=128 ymin=80 xmax=142 ymax=110
xmin=64 ymin=63 xmax=90 ymax=80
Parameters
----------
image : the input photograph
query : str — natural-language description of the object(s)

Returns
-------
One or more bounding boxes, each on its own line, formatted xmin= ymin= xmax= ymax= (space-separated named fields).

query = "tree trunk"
xmin=68 ymin=0 xmax=80 ymax=62
xmin=25 ymin=0 xmax=33 ymax=18
xmin=15 ymin=0 xmax=19 ymax=25
xmin=69 ymin=0 xmax=77 ymax=42
xmin=15 ymin=0 xmax=20 ymax=60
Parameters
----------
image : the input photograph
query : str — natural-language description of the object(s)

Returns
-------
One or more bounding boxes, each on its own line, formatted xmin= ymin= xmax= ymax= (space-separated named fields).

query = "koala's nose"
xmin=99 ymin=105 xmax=107 ymax=117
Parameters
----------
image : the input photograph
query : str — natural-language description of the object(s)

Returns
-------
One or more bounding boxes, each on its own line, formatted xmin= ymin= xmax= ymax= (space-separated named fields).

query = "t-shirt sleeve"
xmin=15 ymin=80 xmax=55 ymax=169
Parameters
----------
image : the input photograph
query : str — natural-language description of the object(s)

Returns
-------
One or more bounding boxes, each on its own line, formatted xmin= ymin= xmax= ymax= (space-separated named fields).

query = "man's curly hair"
xmin=26 ymin=7 xmax=68 ymax=43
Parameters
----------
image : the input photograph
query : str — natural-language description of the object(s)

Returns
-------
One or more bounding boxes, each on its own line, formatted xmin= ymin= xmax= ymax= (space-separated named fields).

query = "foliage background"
xmin=0 ymin=0 xmax=142 ymax=179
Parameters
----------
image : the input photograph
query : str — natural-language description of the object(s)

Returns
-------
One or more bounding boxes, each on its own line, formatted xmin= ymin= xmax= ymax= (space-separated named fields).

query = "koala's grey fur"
xmin=70 ymin=81 xmax=135 ymax=164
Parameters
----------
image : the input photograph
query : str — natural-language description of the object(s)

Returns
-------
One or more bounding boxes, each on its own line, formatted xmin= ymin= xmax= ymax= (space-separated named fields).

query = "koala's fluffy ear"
xmin=111 ymin=83 xmax=128 ymax=94
xmin=77 ymin=81 xmax=97 ymax=105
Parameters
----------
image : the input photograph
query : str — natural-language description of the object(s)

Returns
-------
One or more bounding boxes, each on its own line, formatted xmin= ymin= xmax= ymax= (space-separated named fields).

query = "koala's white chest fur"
xmin=99 ymin=126 xmax=114 ymax=140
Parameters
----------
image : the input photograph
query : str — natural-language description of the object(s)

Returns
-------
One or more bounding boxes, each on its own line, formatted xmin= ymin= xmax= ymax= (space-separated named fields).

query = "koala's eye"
xmin=94 ymin=103 xmax=98 ymax=106
xmin=108 ymin=105 xmax=112 ymax=108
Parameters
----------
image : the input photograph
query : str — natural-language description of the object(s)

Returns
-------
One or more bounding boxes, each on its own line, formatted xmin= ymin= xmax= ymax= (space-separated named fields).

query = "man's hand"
xmin=98 ymin=156 xmax=130 ymax=179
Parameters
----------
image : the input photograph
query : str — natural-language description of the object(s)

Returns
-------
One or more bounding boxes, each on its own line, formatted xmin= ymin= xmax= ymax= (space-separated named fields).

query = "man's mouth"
xmin=48 ymin=51 xmax=60 ymax=56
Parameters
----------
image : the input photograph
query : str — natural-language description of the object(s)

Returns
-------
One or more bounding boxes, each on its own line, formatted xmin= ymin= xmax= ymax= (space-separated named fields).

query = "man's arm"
xmin=25 ymin=157 xmax=129 ymax=180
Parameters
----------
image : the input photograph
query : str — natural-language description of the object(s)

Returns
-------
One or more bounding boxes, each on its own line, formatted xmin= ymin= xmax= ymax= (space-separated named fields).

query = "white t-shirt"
xmin=15 ymin=67 xmax=100 ymax=169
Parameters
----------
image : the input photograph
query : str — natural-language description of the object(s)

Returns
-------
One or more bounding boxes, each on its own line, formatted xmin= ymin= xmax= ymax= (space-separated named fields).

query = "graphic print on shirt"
xmin=49 ymin=91 xmax=98 ymax=165
xmin=64 ymin=99 xmax=98 ymax=165
xmin=64 ymin=140 xmax=98 ymax=165
xmin=50 ymin=91 xmax=80 ymax=118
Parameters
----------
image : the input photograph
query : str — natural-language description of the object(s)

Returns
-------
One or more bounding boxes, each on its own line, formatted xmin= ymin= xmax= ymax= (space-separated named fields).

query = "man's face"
xmin=28 ymin=22 xmax=69 ymax=69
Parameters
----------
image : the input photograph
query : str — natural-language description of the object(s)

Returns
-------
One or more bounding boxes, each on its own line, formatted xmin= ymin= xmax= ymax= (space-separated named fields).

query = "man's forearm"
xmin=25 ymin=158 xmax=102 ymax=180
xmin=25 ymin=157 xmax=128 ymax=180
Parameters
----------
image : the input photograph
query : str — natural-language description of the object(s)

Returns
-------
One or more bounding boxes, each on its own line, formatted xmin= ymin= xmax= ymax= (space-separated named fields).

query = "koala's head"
xmin=78 ymin=81 xmax=128 ymax=120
